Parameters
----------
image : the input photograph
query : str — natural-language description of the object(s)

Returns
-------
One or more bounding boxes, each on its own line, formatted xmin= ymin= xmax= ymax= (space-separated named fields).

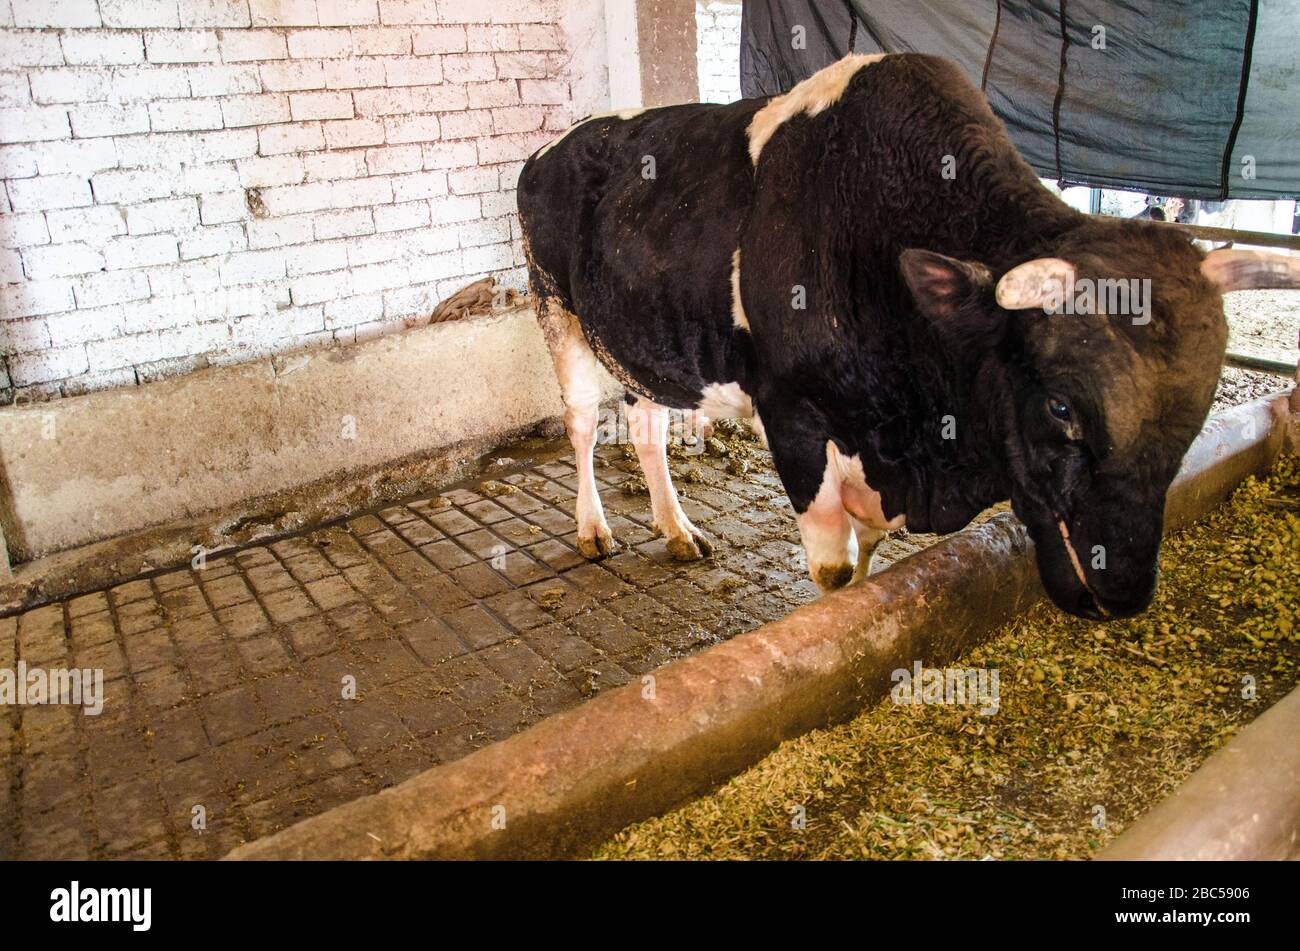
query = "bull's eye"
xmin=1047 ymin=396 xmax=1073 ymax=424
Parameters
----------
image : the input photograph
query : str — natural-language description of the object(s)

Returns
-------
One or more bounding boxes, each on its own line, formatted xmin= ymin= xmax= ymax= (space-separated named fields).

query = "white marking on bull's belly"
xmin=826 ymin=440 xmax=906 ymax=531
xmin=747 ymin=53 xmax=887 ymax=165
xmin=730 ymin=249 xmax=749 ymax=331
xmin=533 ymin=108 xmax=648 ymax=160
xmin=696 ymin=381 xmax=753 ymax=421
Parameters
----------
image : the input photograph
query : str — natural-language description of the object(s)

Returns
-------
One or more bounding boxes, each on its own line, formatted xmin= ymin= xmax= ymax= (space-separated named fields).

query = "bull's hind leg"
xmin=626 ymin=397 xmax=713 ymax=561
xmin=538 ymin=298 xmax=615 ymax=559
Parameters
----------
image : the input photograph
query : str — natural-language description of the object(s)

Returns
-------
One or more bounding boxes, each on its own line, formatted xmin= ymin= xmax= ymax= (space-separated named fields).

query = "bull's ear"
xmin=899 ymin=249 xmax=994 ymax=324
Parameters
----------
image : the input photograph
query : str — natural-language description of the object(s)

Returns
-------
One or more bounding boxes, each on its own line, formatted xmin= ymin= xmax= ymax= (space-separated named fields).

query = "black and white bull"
xmin=517 ymin=53 xmax=1300 ymax=621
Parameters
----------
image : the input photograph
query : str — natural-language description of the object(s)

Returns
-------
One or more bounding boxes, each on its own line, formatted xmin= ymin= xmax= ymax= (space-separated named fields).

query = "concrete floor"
xmin=0 ymin=434 xmax=946 ymax=860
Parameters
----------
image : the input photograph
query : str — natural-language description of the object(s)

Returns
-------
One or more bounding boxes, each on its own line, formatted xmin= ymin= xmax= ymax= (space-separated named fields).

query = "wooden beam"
xmin=1108 ymin=216 xmax=1300 ymax=252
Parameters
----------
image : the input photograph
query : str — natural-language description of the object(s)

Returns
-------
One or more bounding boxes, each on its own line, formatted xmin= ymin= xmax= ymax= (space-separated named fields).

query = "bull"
xmin=517 ymin=53 xmax=1300 ymax=620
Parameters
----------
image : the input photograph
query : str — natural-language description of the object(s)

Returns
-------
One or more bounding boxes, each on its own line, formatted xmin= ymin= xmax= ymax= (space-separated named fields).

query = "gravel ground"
xmin=1224 ymin=289 xmax=1299 ymax=363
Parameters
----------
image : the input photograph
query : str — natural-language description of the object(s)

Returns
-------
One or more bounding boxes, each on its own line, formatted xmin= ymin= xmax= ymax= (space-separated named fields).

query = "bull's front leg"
xmin=797 ymin=470 xmax=857 ymax=592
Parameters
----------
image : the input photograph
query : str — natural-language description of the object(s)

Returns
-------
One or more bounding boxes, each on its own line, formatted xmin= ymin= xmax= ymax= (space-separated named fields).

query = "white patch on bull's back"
xmin=533 ymin=108 xmax=648 ymax=160
xmin=747 ymin=54 xmax=887 ymax=165
xmin=730 ymin=249 xmax=749 ymax=330
xmin=696 ymin=381 xmax=753 ymax=421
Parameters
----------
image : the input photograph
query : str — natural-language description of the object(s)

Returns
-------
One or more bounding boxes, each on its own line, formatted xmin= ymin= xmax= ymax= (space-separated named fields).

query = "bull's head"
xmin=901 ymin=223 xmax=1300 ymax=620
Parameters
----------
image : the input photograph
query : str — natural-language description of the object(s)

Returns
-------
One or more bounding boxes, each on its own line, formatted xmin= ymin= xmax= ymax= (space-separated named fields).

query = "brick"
xmin=350 ymin=26 xmax=409 ymax=56
xmin=383 ymin=56 xmax=442 ymax=87
xmin=476 ymin=130 xmax=550 ymax=164
xmin=409 ymin=83 xmax=467 ymax=112
xmin=23 ymin=241 xmax=104 ymax=277
xmin=458 ymin=216 xmax=510 ymax=246
xmin=149 ymin=99 xmax=224 ymax=132
xmin=29 ymin=69 xmax=111 ymax=105
xmin=285 ymin=239 xmax=346 ymax=275
xmin=438 ymin=109 xmax=491 ymax=140
xmin=145 ymin=29 xmax=220 ymax=63
xmin=437 ymin=0 xmax=551 ymax=23
xmin=257 ymin=121 xmax=325 ymax=155
xmin=378 ymin=1 xmax=440 ymax=25
xmin=492 ymin=105 xmax=544 ymax=135
xmin=467 ymin=25 xmax=519 ymax=53
xmin=185 ymin=64 xmax=260 ymax=95
xmin=199 ymin=190 xmax=247 ymax=224
xmin=411 ymin=25 xmax=466 ymax=54
xmin=0 ymin=72 xmax=32 ymax=108
xmin=313 ymin=207 xmax=373 ymax=239
xmin=421 ymin=140 xmax=477 ymax=169
xmin=384 ymin=114 xmax=440 ymax=144
xmin=352 ymin=87 xmax=412 ymax=117
xmin=3 ymin=279 xmax=75 ymax=318
xmin=221 ymin=93 xmax=290 ymax=128
xmin=3 ymin=317 xmax=52 ymax=352
xmin=303 ymin=150 xmax=363 ymax=181
xmin=260 ymin=180 xmax=331 ymax=215
xmin=218 ymin=29 xmax=287 ymax=62
xmin=110 ymin=64 xmax=193 ymax=100
xmin=237 ymin=153 xmax=304 ymax=187
xmin=92 ymin=168 xmax=174 ymax=203
xmin=220 ymin=248 xmax=285 ymax=283
xmin=331 ymin=176 xmax=392 ymax=208
xmin=61 ymin=31 xmax=145 ymax=66
xmin=365 ymin=144 xmax=422 ymax=175
xmin=0 ymin=106 xmax=70 ymax=143
xmin=178 ymin=223 xmax=246 ymax=260
xmin=289 ymin=91 xmax=354 ymax=121
xmin=178 ymin=0 xmax=253 ymax=28
xmin=69 ymin=102 xmax=149 ymax=138
xmin=32 ymin=138 xmax=118 ymax=176
xmin=74 ymin=269 xmax=151 ymax=307
xmin=372 ymin=199 xmax=429 ymax=233
xmin=390 ymin=170 xmax=447 ymax=203
xmin=11 ymin=0 xmax=101 ymax=28
xmin=47 ymin=205 xmax=128 ymax=243
xmin=467 ymin=80 xmax=518 ymax=109
xmin=322 ymin=117 xmax=384 ymax=149
xmin=323 ymin=59 xmax=385 ymax=89
xmin=104 ymin=234 xmax=179 ymax=269
xmin=519 ymin=79 xmax=567 ymax=105
xmin=317 ymin=0 xmax=379 ymax=26
xmin=260 ymin=60 xmax=326 ymax=91
xmin=0 ymin=211 xmax=50 ymax=247
xmin=494 ymin=51 xmax=554 ymax=80
xmin=9 ymin=346 xmax=90 ymax=386
xmin=7 ymin=174 xmax=93 ymax=211
xmin=426 ymin=193 xmax=479 ymax=223
xmin=480 ymin=189 xmax=516 ymax=218
xmin=0 ymin=31 xmax=66 ymax=67
xmin=249 ymin=0 xmax=317 ymax=26
xmin=443 ymin=53 xmax=498 ymax=84
xmin=101 ymin=0 xmax=180 ymax=27
xmin=448 ymin=166 xmax=499 ymax=195
xmin=518 ymin=23 xmax=564 ymax=51
xmin=288 ymin=28 xmax=353 ymax=58
xmin=47 ymin=306 xmax=127 ymax=347
xmin=246 ymin=215 xmax=314 ymax=249
xmin=126 ymin=198 xmax=199 ymax=235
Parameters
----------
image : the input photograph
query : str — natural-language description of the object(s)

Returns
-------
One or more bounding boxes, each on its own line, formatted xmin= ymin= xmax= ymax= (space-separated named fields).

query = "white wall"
xmin=694 ymin=0 xmax=739 ymax=104
xmin=0 ymin=0 xmax=607 ymax=404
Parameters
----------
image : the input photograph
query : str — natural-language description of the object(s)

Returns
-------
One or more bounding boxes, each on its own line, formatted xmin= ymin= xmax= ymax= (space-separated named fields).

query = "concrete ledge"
xmin=0 ymin=306 xmax=579 ymax=564
xmin=225 ymin=395 xmax=1292 ymax=860
xmin=1100 ymin=684 xmax=1300 ymax=860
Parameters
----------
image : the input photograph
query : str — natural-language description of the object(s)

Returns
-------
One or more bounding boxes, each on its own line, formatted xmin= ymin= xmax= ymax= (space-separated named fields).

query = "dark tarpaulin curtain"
xmin=739 ymin=0 xmax=1300 ymax=200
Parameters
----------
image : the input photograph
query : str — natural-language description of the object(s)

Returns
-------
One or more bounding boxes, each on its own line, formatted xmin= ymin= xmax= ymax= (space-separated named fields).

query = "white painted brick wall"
xmin=696 ymin=0 xmax=741 ymax=105
xmin=0 ymin=0 xmax=576 ymax=402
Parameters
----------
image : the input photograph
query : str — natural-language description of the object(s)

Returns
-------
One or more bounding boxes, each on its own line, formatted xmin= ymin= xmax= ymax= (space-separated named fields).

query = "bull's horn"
xmin=995 ymin=258 xmax=1077 ymax=310
xmin=1201 ymin=248 xmax=1300 ymax=292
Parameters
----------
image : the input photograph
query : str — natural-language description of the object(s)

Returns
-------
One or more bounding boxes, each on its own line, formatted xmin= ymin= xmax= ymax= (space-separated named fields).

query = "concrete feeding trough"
xmin=227 ymin=391 xmax=1299 ymax=861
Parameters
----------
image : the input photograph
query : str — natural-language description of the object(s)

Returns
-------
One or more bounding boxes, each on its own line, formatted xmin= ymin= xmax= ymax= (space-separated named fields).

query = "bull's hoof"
xmin=814 ymin=563 xmax=854 ymax=592
xmin=666 ymin=529 xmax=714 ymax=562
xmin=577 ymin=528 xmax=617 ymax=559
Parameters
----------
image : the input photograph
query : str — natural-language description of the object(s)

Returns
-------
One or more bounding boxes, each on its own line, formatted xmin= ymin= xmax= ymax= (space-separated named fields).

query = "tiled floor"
xmin=0 ymin=434 xmax=940 ymax=860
